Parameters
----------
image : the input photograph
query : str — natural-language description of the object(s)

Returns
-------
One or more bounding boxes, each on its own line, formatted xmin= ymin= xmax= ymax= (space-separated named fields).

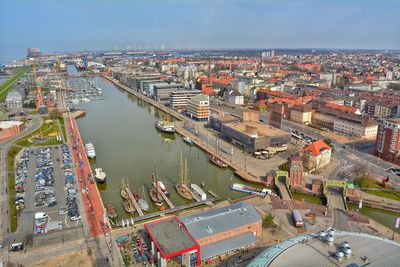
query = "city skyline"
xmin=1 ymin=0 xmax=400 ymax=62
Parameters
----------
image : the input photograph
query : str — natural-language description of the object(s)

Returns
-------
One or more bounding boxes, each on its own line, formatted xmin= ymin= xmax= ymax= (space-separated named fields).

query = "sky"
xmin=0 ymin=0 xmax=399 ymax=61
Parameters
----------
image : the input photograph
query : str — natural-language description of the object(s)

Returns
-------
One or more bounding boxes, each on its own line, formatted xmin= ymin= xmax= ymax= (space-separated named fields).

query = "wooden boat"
xmin=209 ymin=154 xmax=228 ymax=168
xmin=106 ymin=203 xmax=118 ymax=219
xmin=149 ymin=165 xmax=164 ymax=206
xmin=120 ymin=179 xmax=128 ymax=199
xmin=123 ymin=200 xmax=135 ymax=214
xmin=175 ymin=154 xmax=193 ymax=200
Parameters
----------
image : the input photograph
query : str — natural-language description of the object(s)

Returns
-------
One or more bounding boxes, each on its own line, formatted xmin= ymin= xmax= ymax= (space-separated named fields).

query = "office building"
xmin=187 ymin=94 xmax=210 ymax=122
xmin=153 ymin=83 xmax=184 ymax=103
xmin=169 ymin=90 xmax=201 ymax=111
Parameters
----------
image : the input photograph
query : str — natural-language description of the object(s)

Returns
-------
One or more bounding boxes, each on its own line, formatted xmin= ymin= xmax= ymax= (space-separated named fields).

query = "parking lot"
xmin=12 ymin=145 xmax=82 ymax=245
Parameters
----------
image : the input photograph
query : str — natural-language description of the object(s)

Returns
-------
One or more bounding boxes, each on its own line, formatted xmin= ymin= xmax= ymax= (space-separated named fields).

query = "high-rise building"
xmin=187 ymin=94 xmax=210 ymax=122
xmin=374 ymin=118 xmax=400 ymax=163
xmin=271 ymin=50 xmax=275 ymax=58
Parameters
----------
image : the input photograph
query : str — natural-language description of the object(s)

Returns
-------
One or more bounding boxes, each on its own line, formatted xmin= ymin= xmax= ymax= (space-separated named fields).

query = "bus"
xmin=292 ymin=210 xmax=304 ymax=227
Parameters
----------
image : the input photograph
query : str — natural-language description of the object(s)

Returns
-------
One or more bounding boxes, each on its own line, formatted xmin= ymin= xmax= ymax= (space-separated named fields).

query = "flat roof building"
xmin=144 ymin=217 xmax=200 ymax=267
xmin=153 ymin=83 xmax=184 ymax=103
xmin=181 ymin=202 xmax=262 ymax=262
xmin=169 ymin=90 xmax=201 ymax=111
xmin=186 ymin=94 xmax=210 ymax=122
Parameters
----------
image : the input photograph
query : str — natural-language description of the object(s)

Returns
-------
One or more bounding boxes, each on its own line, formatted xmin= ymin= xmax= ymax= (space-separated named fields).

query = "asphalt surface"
xmin=328 ymin=187 xmax=350 ymax=231
xmin=0 ymin=115 xmax=43 ymax=247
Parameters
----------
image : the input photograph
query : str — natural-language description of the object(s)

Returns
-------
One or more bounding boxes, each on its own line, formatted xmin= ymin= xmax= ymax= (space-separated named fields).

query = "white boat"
xmin=85 ymin=142 xmax=96 ymax=158
xmin=94 ymin=168 xmax=106 ymax=183
xmin=230 ymin=183 xmax=272 ymax=197
xmin=190 ymin=184 xmax=207 ymax=201
xmin=157 ymin=181 xmax=166 ymax=192
xmin=155 ymin=120 xmax=175 ymax=134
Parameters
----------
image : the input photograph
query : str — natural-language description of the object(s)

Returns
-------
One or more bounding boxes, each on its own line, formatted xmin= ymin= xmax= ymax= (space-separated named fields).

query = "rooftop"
xmin=181 ymin=202 xmax=261 ymax=240
xmin=224 ymin=120 xmax=289 ymax=138
xmin=250 ymin=231 xmax=400 ymax=267
xmin=144 ymin=217 xmax=198 ymax=258
xmin=302 ymin=139 xmax=332 ymax=156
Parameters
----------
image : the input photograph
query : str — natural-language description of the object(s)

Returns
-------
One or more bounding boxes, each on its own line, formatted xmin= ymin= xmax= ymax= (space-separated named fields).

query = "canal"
xmin=75 ymin=76 xmax=247 ymax=216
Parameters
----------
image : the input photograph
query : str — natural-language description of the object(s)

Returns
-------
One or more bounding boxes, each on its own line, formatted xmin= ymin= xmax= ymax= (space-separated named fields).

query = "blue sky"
xmin=0 ymin=0 xmax=399 ymax=61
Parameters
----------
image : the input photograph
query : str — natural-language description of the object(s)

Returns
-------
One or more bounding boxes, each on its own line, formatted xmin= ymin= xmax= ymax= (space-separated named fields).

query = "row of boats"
xmin=155 ymin=119 xmax=228 ymax=168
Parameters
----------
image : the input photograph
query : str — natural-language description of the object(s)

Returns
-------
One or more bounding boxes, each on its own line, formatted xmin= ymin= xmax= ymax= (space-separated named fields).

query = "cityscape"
xmin=1 ymin=1 xmax=400 ymax=267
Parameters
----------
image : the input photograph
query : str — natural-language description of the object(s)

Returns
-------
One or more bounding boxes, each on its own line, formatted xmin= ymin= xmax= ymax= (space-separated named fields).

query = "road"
xmin=328 ymin=187 xmax=349 ymax=231
xmin=0 ymin=115 xmax=43 ymax=247
xmin=209 ymin=98 xmax=400 ymax=188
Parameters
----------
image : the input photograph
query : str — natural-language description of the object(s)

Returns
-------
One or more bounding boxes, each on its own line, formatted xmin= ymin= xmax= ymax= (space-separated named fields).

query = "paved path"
xmin=64 ymin=113 xmax=109 ymax=237
xmin=328 ymin=188 xmax=350 ymax=231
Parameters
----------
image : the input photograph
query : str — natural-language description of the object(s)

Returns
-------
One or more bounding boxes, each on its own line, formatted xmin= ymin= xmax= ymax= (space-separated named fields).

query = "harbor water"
xmin=75 ymin=75 xmax=248 ymax=216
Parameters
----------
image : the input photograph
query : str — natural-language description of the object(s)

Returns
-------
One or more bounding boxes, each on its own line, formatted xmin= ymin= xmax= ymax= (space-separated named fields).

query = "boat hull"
xmin=155 ymin=124 xmax=175 ymax=134
xmin=175 ymin=184 xmax=193 ymax=200
xmin=209 ymin=155 xmax=228 ymax=168
xmin=148 ymin=188 xmax=163 ymax=206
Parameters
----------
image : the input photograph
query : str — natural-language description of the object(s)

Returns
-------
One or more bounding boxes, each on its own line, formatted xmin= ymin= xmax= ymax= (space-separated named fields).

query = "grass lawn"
xmin=292 ymin=192 xmax=323 ymax=204
xmin=59 ymin=117 xmax=67 ymax=141
xmin=7 ymin=146 xmax=22 ymax=232
xmin=15 ymin=119 xmax=63 ymax=147
xmin=354 ymin=177 xmax=400 ymax=201
xmin=0 ymin=67 xmax=29 ymax=101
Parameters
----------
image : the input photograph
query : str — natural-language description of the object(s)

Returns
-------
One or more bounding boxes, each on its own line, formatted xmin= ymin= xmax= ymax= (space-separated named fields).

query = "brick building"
xmin=374 ymin=118 xmax=400 ymax=163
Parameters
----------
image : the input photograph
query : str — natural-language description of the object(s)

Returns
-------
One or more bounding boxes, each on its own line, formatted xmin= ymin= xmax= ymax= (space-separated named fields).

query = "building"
xmin=210 ymin=112 xmax=290 ymax=153
xmin=374 ymin=118 xmax=400 ymax=163
xmin=333 ymin=114 xmax=378 ymax=138
xmin=0 ymin=121 xmax=25 ymax=142
xmin=301 ymin=140 xmax=332 ymax=172
xmin=290 ymin=104 xmax=312 ymax=125
xmin=225 ymin=89 xmax=244 ymax=105
xmin=168 ymin=90 xmax=201 ymax=111
xmin=181 ymin=202 xmax=262 ymax=263
xmin=5 ymin=90 xmax=23 ymax=109
xmin=289 ymin=156 xmax=303 ymax=187
xmin=249 ymin=231 xmax=400 ymax=267
xmin=144 ymin=217 xmax=200 ymax=267
xmin=186 ymin=94 xmax=210 ymax=122
xmin=153 ymin=83 xmax=184 ymax=103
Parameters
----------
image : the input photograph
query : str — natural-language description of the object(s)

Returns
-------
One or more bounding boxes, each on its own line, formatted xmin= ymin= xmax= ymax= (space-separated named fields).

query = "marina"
xmin=65 ymin=74 xmax=104 ymax=106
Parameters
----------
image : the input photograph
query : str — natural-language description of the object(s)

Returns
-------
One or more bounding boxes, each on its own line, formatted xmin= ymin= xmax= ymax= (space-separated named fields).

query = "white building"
xmin=225 ymin=90 xmax=244 ymax=105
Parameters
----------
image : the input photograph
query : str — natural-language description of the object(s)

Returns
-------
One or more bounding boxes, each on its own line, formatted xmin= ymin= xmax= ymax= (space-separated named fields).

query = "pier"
xmin=185 ymin=184 xmax=201 ymax=202
xmin=154 ymin=182 xmax=175 ymax=209
xmin=124 ymin=186 xmax=144 ymax=217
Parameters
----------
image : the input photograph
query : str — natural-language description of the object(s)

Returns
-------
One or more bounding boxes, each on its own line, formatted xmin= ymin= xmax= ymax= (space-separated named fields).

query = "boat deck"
xmin=125 ymin=186 xmax=144 ymax=217
xmin=154 ymin=182 xmax=175 ymax=209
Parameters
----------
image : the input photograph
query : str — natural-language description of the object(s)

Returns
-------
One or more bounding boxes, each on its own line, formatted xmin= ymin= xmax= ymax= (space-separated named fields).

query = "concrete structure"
xmin=210 ymin=113 xmax=290 ymax=152
xmin=181 ymin=202 xmax=262 ymax=262
xmin=144 ymin=217 xmax=200 ymax=267
xmin=186 ymin=94 xmax=210 ymax=122
xmin=302 ymin=140 xmax=332 ymax=172
xmin=374 ymin=118 xmax=400 ymax=163
xmin=5 ymin=90 xmax=23 ymax=109
xmin=0 ymin=121 xmax=25 ymax=142
xmin=168 ymin=89 xmax=201 ymax=111
xmin=249 ymin=231 xmax=400 ymax=267
xmin=289 ymin=156 xmax=303 ymax=187
xmin=153 ymin=83 xmax=184 ymax=103
xmin=290 ymin=104 xmax=312 ymax=125
xmin=225 ymin=89 xmax=244 ymax=105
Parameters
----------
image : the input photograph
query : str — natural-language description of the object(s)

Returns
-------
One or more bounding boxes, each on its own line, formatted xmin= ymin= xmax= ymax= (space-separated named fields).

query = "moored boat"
xmin=208 ymin=154 xmax=228 ymax=168
xmin=94 ymin=167 xmax=106 ymax=183
xmin=123 ymin=200 xmax=135 ymax=214
xmin=155 ymin=120 xmax=175 ymax=134
xmin=85 ymin=142 xmax=96 ymax=158
xmin=106 ymin=203 xmax=118 ymax=219
xmin=149 ymin=167 xmax=164 ymax=206
xmin=138 ymin=199 xmax=149 ymax=212
xmin=175 ymin=155 xmax=193 ymax=200
xmin=183 ymin=136 xmax=194 ymax=145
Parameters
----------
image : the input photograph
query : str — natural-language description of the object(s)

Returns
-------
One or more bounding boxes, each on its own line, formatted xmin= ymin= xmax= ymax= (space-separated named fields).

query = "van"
xmin=34 ymin=212 xmax=48 ymax=220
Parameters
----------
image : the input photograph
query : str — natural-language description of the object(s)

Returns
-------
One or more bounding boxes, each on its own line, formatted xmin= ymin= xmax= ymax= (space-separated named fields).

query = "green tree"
xmin=323 ymin=138 xmax=335 ymax=151
xmin=263 ymin=213 xmax=276 ymax=228
xmin=49 ymin=108 xmax=62 ymax=120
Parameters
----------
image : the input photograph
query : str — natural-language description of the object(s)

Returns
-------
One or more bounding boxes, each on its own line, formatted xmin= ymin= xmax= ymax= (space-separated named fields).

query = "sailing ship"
xmin=175 ymin=154 xmax=193 ymax=200
xmin=120 ymin=178 xmax=128 ymax=200
xmin=137 ymin=185 xmax=149 ymax=212
xmin=123 ymin=200 xmax=135 ymax=214
xmin=148 ymin=165 xmax=164 ymax=206
xmin=208 ymin=139 xmax=228 ymax=168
